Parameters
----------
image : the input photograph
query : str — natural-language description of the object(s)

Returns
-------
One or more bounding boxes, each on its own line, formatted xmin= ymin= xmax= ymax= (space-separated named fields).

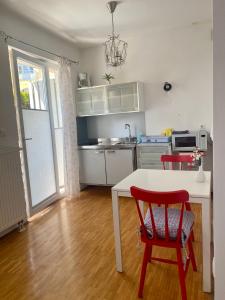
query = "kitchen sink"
xmin=78 ymin=137 xmax=137 ymax=150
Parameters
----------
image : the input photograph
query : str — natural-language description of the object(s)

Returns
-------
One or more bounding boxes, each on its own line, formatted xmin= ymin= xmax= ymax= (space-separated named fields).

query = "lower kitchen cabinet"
xmin=137 ymin=143 xmax=171 ymax=169
xmin=105 ymin=149 xmax=134 ymax=185
xmin=79 ymin=149 xmax=134 ymax=185
xmin=79 ymin=150 xmax=106 ymax=185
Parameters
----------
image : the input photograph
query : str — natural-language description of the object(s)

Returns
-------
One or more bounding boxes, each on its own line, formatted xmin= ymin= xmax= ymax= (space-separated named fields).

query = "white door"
xmin=105 ymin=149 xmax=134 ymax=185
xmin=11 ymin=50 xmax=59 ymax=215
xmin=79 ymin=150 xmax=106 ymax=184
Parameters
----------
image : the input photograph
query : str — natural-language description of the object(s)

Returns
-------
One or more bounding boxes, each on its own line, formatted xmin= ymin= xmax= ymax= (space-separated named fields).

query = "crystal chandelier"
xmin=104 ymin=1 xmax=128 ymax=67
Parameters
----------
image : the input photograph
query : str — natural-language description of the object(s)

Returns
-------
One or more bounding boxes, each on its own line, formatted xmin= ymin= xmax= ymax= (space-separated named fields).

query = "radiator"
xmin=0 ymin=148 xmax=27 ymax=234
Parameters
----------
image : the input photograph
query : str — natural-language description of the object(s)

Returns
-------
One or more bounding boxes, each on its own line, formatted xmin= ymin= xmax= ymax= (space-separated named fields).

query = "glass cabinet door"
xmin=107 ymin=82 xmax=138 ymax=113
xmin=91 ymin=87 xmax=107 ymax=114
xmin=107 ymin=86 xmax=122 ymax=113
xmin=76 ymin=89 xmax=92 ymax=116
xmin=120 ymin=82 xmax=138 ymax=111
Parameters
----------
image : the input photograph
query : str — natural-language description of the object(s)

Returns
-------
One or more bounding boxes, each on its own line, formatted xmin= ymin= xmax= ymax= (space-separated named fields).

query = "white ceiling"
xmin=0 ymin=0 xmax=212 ymax=47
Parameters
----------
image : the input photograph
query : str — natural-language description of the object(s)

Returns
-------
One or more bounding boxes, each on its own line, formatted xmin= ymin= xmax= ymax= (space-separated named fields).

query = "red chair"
xmin=130 ymin=186 xmax=197 ymax=300
xmin=161 ymin=154 xmax=194 ymax=170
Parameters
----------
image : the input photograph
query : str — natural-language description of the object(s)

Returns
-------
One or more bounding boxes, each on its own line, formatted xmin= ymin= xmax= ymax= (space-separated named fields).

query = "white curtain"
xmin=58 ymin=58 xmax=80 ymax=198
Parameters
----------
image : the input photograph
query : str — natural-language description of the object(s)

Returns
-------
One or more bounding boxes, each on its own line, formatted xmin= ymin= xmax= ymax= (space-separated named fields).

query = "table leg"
xmin=112 ymin=190 xmax=123 ymax=272
xmin=202 ymin=197 xmax=212 ymax=292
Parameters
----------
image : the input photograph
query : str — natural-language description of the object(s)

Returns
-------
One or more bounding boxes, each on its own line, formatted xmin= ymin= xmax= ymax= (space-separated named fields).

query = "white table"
xmin=111 ymin=169 xmax=212 ymax=293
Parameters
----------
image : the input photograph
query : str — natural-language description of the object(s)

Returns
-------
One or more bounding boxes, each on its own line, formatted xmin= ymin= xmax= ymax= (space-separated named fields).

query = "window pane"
xmin=17 ymin=59 xmax=48 ymax=110
xmin=49 ymin=69 xmax=62 ymax=128
xmin=49 ymin=67 xmax=64 ymax=191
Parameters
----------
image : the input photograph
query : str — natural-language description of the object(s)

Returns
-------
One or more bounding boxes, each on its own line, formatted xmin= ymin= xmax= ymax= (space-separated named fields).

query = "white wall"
xmin=0 ymin=4 xmax=79 ymax=146
xmin=213 ymin=0 xmax=225 ymax=299
xmin=79 ymin=24 xmax=213 ymax=135
xmin=0 ymin=36 xmax=18 ymax=147
xmin=87 ymin=112 xmax=145 ymax=138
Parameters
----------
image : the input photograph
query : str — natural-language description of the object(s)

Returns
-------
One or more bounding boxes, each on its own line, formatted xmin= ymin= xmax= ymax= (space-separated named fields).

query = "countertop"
xmin=78 ymin=137 xmax=137 ymax=150
xmin=78 ymin=143 xmax=136 ymax=150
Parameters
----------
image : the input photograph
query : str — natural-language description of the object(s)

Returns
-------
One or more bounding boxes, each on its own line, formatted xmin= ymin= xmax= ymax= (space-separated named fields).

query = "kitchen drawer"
xmin=137 ymin=143 xmax=171 ymax=170
xmin=138 ymin=156 xmax=162 ymax=164
xmin=139 ymin=152 xmax=163 ymax=160
xmin=138 ymin=146 xmax=169 ymax=154
xmin=139 ymin=163 xmax=163 ymax=170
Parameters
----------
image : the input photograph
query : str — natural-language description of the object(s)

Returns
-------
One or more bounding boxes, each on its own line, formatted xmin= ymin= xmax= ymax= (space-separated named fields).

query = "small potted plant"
xmin=102 ymin=73 xmax=114 ymax=84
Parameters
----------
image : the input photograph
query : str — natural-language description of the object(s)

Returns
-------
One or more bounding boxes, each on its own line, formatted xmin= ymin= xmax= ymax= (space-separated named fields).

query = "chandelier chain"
xmin=104 ymin=1 xmax=128 ymax=67
xmin=111 ymin=11 xmax=115 ymax=37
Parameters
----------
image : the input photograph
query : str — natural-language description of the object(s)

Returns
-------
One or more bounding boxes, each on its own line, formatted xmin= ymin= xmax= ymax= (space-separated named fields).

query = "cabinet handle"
xmin=95 ymin=150 xmax=104 ymax=154
xmin=107 ymin=150 xmax=115 ymax=153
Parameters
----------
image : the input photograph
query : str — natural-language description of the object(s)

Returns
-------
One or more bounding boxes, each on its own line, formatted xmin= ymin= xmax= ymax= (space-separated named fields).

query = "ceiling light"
xmin=104 ymin=1 xmax=128 ymax=67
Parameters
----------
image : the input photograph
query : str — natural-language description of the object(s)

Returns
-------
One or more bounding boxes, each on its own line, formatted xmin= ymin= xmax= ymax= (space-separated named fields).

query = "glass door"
xmin=11 ymin=50 xmax=59 ymax=216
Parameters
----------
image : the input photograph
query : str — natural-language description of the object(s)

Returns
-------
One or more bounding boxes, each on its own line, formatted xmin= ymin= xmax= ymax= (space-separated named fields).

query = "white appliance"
xmin=172 ymin=129 xmax=208 ymax=152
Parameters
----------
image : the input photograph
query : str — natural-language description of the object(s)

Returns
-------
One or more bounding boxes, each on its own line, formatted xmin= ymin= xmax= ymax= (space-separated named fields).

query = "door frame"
xmin=10 ymin=49 xmax=60 ymax=216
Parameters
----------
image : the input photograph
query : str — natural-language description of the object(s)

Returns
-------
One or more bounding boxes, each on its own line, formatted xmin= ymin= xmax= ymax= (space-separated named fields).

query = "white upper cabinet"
xmin=107 ymin=82 xmax=139 ymax=113
xmin=90 ymin=87 xmax=107 ymax=115
xmin=76 ymin=81 xmax=144 ymax=117
xmin=76 ymin=86 xmax=107 ymax=116
xmin=76 ymin=89 xmax=92 ymax=116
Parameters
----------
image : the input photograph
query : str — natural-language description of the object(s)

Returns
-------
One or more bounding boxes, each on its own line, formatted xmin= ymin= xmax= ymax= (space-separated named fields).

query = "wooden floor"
xmin=0 ymin=186 xmax=213 ymax=300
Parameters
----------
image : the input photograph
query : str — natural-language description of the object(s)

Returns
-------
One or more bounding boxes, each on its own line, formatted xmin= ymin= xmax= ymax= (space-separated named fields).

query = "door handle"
xmin=24 ymin=138 xmax=32 ymax=141
xmin=107 ymin=150 xmax=115 ymax=153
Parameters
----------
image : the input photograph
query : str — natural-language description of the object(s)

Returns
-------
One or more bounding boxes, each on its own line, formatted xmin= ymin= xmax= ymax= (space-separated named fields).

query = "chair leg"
xmin=188 ymin=239 xmax=197 ymax=271
xmin=190 ymin=230 xmax=195 ymax=242
xmin=148 ymin=245 xmax=152 ymax=263
xmin=176 ymin=247 xmax=187 ymax=300
xmin=138 ymin=244 xmax=150 ymax=298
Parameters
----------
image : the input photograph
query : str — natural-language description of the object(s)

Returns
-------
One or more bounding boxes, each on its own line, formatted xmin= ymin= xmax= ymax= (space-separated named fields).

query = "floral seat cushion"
xmin=143 ymin=207 xmax=194 ymax=245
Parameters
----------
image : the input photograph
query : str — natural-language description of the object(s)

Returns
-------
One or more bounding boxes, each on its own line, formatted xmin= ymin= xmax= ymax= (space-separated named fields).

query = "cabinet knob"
xmin=107 ymin=150 xmax=115 ymax=153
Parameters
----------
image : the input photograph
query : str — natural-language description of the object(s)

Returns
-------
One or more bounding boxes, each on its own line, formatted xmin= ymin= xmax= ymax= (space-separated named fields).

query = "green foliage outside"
xmin=20 ymin=91 xmax=30 ymax=109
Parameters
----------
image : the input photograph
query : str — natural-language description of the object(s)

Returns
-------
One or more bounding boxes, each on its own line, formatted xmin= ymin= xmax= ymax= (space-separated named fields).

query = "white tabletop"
xmin=112 ymin=169 xmax=211 ymax=199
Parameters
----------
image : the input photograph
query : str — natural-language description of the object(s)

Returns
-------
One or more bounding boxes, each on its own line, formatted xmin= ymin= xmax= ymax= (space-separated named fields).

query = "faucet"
xmin=125 ymin=123 xmax=131 ymax=142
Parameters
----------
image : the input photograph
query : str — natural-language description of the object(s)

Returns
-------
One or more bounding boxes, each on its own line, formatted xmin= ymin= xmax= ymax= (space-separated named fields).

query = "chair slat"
xmin=165 ymin=204 xmax=169 ymax=241
xmin=177 ymin=203 xmax=185 ymax=242
xmin=149 ymin=204 xmax=157 ymax=239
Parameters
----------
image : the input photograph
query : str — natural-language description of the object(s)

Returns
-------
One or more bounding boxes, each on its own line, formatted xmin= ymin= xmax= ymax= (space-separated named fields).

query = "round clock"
xmin=164 ymin=82 xmax=172 ymax=92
